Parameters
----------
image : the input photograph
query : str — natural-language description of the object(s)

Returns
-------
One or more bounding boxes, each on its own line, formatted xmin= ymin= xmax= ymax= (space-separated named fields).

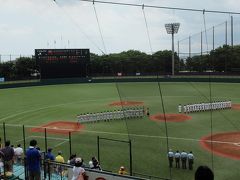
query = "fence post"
xmin=23 ymin=125 xmax=26 ymax=154
xmin=97 ymin=136 xmax=100 ymax=163
xmin=129 ymin=140 xmax=132 ymax=176
xmin=69 ymin=132 xmax=72 ymax=157
xmin=44 ymin=128 xmax=47 ymax=153
xmin=48 ymin=161 xmax=51 ymax=180
xmin=3 ymin=122 xmax=6 ymax=144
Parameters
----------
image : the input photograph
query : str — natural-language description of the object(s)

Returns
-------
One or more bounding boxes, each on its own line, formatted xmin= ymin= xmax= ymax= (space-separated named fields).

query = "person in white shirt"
xmin=187 ymin=151 xmax=194 ymax=170
xmin=14 ymin=144 xmax=23 ymax=165
xmin=167 ymin=149 xmax=174 ymax=168
xmin=180 ymin=150 xmax=188 ymax=169
xmin=174 ymin=150 xmax=181 ymax=168
xmin=72 ymin=158 xmax=85 ymax=180
xmin=178 ymin=104 xmax=182 ymax=113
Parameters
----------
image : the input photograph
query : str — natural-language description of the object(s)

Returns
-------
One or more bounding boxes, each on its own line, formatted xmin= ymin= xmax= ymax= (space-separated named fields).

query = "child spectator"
xmin=118 ymin=166 xmax=127 ymax=175
xmin=14 ymin=144 xmax=23 ymax=165
xmin=91 ymin=157 xmax=101 ymax=170
xmin=68 ymin=154 xmax=77 ymax=166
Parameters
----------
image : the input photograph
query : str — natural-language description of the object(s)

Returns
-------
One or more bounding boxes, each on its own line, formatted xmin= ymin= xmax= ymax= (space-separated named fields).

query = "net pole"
xmin=213 ymin=26 xmax=215 ymax=50
xmin=225 ymin=21 xmax=228 ymax=45
xmin=231 ymin=16 xmax=234 ymax=47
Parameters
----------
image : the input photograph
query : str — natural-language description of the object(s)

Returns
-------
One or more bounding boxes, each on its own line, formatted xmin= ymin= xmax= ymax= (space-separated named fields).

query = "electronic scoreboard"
xmin=35 ymin=49 xmax=90 ymax=79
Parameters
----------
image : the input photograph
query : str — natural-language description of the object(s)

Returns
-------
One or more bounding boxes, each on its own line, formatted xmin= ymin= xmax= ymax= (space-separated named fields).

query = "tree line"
xmin=0 ymin=45 xmax=239 ymax=80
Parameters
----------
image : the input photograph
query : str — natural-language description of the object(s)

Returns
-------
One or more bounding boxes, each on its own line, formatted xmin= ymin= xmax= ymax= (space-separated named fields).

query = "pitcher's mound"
xmin=150 ymin=113 xmax=192 ymax=122
xmin=200 ymin=132 xmax=240 ymax=160
xmin=31 ymin=121 xmax=84 ymax=135
xmin=232 ymin=104 xmax=240 ymax=110
xmin=109 ymin=101 xmax=144 ymax=106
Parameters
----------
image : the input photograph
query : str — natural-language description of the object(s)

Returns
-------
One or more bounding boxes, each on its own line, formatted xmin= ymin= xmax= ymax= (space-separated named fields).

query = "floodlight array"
xmin=165 ymin=23 xmax=180 ymax=34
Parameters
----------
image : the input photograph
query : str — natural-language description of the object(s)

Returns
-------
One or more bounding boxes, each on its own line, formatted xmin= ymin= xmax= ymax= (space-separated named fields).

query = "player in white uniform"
xmin=178 ymin=104 xmax=182 ymax=113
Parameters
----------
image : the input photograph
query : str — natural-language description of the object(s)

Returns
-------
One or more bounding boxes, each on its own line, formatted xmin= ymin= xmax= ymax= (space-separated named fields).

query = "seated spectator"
xmin=72 ymin=158 xmax=86 ymax=180
xmin=91 ymin=156 xmax=101 ymax=170
xmin=14 ymin=144 xmax=23 ymax=165
xmin=68 ymin=154 xmax=77 ymax=166
xmin=195 ymin=165 xmax=214 ymax=180
xmin=118 ymin=166 xmax=127 ymax=175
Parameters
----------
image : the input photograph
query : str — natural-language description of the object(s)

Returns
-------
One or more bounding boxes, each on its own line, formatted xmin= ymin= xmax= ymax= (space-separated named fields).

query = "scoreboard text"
xmin=35 ymin=49 xmax=90 ymax=79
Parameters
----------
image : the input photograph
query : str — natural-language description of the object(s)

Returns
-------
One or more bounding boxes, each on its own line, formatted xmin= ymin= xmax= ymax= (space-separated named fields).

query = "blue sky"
xmin=0 ymin=0 xmax=239 ymax=61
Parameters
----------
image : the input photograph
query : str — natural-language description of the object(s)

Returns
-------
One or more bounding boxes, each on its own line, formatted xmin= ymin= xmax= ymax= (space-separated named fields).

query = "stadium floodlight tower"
xmin=165 ymin=23 xmax=180 ymax=76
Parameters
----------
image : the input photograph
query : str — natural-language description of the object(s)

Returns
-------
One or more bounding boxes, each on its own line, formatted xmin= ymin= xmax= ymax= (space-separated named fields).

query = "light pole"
xmin=165 ymin=23 xmax=180 ymax=76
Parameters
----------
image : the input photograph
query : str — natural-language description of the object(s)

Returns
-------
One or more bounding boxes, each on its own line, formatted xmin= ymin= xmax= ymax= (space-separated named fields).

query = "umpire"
xmin=187 ymin=151 xmax=194 ymax=170
xmin=167 ymin=149 xmax=174 ymax=168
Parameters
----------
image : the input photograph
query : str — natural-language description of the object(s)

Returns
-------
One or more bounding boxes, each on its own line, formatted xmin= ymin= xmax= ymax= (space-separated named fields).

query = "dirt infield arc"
xmin=231 ymin=104 xmax=240 ymax=110
xmin=31 ymin=121 xmax=84 ymax=135
xmin=200 ymin=132 xmax=240 ymax=160
xmin=150 ymin=113 xmax=192 ymax=122
xmin=109 ymin=101 xmax=144 ymax=106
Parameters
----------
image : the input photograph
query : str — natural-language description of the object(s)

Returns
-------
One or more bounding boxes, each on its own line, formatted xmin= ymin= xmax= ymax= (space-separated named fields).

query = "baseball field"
xmin=1 ymin=80 xmax=240 ymax=180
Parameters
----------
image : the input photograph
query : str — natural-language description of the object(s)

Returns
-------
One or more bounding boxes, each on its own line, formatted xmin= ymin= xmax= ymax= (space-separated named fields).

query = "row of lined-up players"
xmin=77 ymin=107 xmax=145 ymax=123
xmin=178 ymin=100 xmax=232 ymax=113
xmin=168 ymin=150 xmax=194 ymax=170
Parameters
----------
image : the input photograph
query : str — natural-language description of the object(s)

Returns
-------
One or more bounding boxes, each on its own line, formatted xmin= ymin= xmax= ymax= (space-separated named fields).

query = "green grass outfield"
xmin=1 ymin=82 xmax=240 ymax=180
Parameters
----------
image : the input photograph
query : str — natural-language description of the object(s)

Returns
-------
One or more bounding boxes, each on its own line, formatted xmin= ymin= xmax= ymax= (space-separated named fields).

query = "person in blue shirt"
xmin=45 ymin=148 xmax=55 ymax=161
xmin=26 ymin=139 xmax=41 ymax=180
xmin=45 ymin=148 xmax=55 ymax=174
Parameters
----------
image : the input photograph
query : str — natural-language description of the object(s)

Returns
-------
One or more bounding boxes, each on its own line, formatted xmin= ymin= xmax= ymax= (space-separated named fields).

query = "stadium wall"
xmin=1 ymin=76 xmax=240 ymax=89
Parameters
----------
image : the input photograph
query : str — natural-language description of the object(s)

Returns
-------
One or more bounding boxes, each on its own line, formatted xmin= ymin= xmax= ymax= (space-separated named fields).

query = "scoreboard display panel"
xmin=35 ymin=49 xmax=90 ymax=79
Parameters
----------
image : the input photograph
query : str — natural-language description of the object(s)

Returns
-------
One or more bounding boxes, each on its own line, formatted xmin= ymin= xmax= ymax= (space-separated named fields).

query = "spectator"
xmin=55 ymin=151 xmax=65 ymax=175
xmin=45 ymin=148 xmax=55 ymax=174
xmin=118 ymin=166 xmax=127 ymax=175
xmin=1 ymin=140 xmax=14 ymax=173
xmin=167 ymin=149 xmax=174 ymax=168
xmin=195 ymin=166 xmax=214 ymax=180
xmin=26 ymin=139 xmax=41 ymax=180
xmin=0 ymin=151 xmax=4 ymax=174
xmin=72 ymin=158 xmax=85 ymax=180
xmin=187 ymin=151 xmax=194 ymax=170
xmin=174 ymin=150 xmax=181 ymax=168
xmin=45 ymin=148 xmax=55 ymax=161
xmin=68 ymin=154 xmax=77 ymax=166
xmin=14 ymin=144 xmax=23 ymax=165
xmin=91 ymin=156 xmax=101 ymax=170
